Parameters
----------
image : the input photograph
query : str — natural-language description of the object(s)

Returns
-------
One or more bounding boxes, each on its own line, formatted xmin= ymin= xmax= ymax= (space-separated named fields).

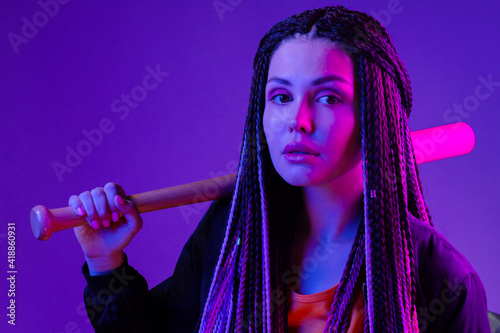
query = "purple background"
xmin=1 ymin=0 xmax=499 ymax=331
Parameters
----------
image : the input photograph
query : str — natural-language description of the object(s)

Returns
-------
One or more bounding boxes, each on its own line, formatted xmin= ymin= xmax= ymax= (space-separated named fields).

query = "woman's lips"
xmin=283 ymin=142 xmax=319 ymax=162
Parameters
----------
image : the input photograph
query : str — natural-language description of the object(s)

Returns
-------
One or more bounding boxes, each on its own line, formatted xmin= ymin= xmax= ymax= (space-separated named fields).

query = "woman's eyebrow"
xmin=266 ymin=75 xmax=352 ymax=86
xmin=311 ymin=75 xmax=352 ymax=86
xmin=267 ymin=77 xmax=292 ymax=85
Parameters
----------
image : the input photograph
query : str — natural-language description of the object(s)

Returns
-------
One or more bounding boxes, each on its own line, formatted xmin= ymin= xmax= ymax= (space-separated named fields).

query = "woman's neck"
xmin=300 ymin=160 xmax=364 ymax=243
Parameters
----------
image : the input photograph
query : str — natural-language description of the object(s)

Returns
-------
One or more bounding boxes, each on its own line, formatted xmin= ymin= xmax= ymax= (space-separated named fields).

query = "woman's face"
xmin=263 ymin=37 xmax=361 ymax=187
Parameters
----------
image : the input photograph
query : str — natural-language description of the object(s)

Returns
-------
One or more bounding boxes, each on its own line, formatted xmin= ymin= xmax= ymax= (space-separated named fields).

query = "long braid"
xmin=366 ymin=60 xmax=391 ymax=332
xmin=197 ymin=133 xmax=247 ymax=332
xmin=256 ymin=100 xmax=272 ymax=332
xmin=384 ymin=71 xmax=407 ymax=332
xmin=339 ymin=245 xmax=365 ymax=332
xmin=270 ymin=172 xmax=301 ymax=333
xmin=359 ymin=55 xmax=376 ymax=333
xmin=198 ymin=6 xmax=432 ymax=332
xmin=377 ymin=67 xmax=397 ymax=331
xmin=394 ymin=97 xmax=421 ymax=330
xmin=235 ymin=201 xmax=251 ymax=331
xmin=392 ymin=91 xmax=411 ymax=327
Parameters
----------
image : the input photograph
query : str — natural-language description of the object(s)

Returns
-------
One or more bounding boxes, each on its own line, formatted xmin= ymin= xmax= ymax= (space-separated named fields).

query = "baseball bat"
xmin=30 ymin=122 xmax=474 ymax=240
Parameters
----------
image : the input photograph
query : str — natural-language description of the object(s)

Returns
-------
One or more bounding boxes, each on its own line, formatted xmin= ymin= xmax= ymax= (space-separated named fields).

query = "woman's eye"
xmin=270 ymin=94 xmax=293 ymax=104
xmin=317 ymin=95 xmax=340 ymax=105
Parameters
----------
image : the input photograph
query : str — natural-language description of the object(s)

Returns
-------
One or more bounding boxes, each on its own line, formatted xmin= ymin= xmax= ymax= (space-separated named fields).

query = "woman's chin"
xmin=280 ymin=174 xmax=320 ymax=187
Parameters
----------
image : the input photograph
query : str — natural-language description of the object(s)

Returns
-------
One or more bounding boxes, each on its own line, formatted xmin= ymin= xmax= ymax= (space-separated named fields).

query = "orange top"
xmin=287 ymin=283 xmax=365 ymax=333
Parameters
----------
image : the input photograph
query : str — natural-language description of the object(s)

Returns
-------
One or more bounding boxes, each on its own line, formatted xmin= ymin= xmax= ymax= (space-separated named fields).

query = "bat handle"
xmin=31 ymin=172 xmax=237 ymax=240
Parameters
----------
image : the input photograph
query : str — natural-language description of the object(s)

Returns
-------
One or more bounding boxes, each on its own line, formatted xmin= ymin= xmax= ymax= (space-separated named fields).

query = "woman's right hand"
xmin=69 ymin=182 xmax=143 ymax=274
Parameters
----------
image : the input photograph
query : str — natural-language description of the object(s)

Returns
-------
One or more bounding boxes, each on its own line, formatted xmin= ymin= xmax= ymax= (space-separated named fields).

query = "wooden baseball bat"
xmin=30 ymin=122 xmax=474 ymax=240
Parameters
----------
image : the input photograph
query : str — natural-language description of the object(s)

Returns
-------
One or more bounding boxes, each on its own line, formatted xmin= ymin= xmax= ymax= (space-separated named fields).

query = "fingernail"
xmin=102 ymin=220 xmax=110 ymax=228
xmin=112 ymin=212 xmax=119 ymax=222
xmin=77 ymin=207 xmax=85 ymax=216
xmin=116 ymin=195 xmax=125 ymax=205
xmin=91 ymin=221 xmax=100 ymax=230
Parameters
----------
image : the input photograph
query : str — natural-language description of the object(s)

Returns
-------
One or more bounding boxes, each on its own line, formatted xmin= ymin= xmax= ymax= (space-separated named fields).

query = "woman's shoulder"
xmin=408 ymin=214 xmax=490 ymax=331
xmin=189 ymin=196 xmax=233 ymax=239
xmin=408 ymin=213 xmax=477 ymax=286
xmin=408 ymin=213 xmax=487 ymax=308
xmin=205 ymin=196 xmax=232 ymax=230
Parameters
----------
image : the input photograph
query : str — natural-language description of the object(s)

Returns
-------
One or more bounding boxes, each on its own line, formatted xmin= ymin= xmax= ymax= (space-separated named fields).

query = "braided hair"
xmin=197 ymin=6 xmax=432 ymax=332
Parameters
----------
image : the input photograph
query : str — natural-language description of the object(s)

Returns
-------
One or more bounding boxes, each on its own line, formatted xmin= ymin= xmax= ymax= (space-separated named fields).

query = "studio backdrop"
xmin=1 ymin=0 xmax=499 ymax=332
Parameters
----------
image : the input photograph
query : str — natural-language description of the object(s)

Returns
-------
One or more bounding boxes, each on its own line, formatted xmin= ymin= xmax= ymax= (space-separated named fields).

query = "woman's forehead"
xmin=268 ymin=38 xmax=355 ymax=84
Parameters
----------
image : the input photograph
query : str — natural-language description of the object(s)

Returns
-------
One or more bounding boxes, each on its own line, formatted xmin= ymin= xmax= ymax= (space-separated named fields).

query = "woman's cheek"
xmin=270 ymin=108 xmax=288 ymax=134
xmin=263 ymin=109 xmax=280 ymax=146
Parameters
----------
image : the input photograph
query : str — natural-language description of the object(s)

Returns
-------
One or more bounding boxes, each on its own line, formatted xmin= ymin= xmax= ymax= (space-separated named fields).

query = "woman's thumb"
xmin=114 ymin=195 xmax=141 ymax=226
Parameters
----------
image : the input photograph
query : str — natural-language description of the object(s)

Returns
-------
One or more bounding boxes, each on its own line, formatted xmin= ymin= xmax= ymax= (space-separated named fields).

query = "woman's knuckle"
xmin=91 ymin=187 xmax=102 ymax=194
xmin=104 ymin=182 xmax=116 ymax=190
xmin=80 ymin=191 xmax=91 ymax=200
xmin=91 ymin=187 xmax=105 ymax=198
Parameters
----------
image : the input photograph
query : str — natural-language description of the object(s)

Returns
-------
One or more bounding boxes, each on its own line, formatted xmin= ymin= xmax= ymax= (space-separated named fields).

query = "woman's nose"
xmin=288 ymin=100 xmax=313 ymax=133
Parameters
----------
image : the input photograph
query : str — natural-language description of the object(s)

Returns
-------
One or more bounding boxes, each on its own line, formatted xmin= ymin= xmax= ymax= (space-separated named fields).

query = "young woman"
xmin=70 ymin=6 xmax=489 ymax=332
